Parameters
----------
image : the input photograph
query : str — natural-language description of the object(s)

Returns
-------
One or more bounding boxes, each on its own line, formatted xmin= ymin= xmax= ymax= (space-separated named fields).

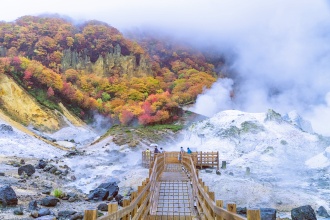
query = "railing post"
xmin=122 ymin=198 xmax=130 ymax=220
xmin=208 ymin=191 xmax=215 ymax=218
xmin=108 ymin=202 xmax=118 ymax=214
xmin=246 ymin=167 xmax=251 ymax=175
xmin=227 ymin=203 xmax=237 ymax=213
xmin=217 ymin=151 xmax=219 ymax=170
xmin=221 ymin=161 xmax=226 ymax=169
xmin=247 ymin=209 xmax=261 ymax=220
xmin=216 ymin=200 xmax=224 ymax=220
xmin=200 ymin=151 xmax=203 ymax=169
xmin=84 ymin=209 xmax=97 ymax=220
xmin=131 ymin=191 xmax=137 ymax=218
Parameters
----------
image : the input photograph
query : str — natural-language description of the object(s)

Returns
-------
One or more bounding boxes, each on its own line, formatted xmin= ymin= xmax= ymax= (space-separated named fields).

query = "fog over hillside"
xmin=1 ymin=0 xmax=330 ymax=136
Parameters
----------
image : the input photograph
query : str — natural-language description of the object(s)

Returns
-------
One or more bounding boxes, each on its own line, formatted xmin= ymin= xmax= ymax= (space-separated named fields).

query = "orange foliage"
xmin=0 ymin=16 xmax=224 ymax=126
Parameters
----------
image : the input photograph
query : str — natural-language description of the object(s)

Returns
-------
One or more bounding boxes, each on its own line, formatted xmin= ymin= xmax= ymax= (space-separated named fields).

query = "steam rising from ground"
xmin=190 ymin=78 xmax=234 ymax=117
xmin=2 ymin=0 xmax=330 ymax=135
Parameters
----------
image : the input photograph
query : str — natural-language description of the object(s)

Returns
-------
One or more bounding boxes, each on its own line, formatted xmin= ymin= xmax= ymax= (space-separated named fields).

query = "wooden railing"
xmin=181 ymin=154 xmax=260 ymax=220
xmin=142 ymin=151 xmax=219 ymax=170
xmin=84 ymin=153 xmax=165 ymax=220
xmin=85 ymin=152 xmax=260 ymax=220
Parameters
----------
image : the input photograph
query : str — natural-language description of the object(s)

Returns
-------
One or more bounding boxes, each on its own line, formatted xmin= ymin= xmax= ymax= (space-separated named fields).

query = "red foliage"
xmin=120 ymin=110 xmax=134 ymax=125
xmin=23 ymin=70 xmax=32 ymax=81
xmin=47 ymin=87 xmax=54 ymax=97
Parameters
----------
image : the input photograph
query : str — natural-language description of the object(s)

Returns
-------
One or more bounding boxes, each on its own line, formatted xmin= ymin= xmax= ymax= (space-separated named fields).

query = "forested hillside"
xmin=0 ymin=16 xmax=221 ymax=126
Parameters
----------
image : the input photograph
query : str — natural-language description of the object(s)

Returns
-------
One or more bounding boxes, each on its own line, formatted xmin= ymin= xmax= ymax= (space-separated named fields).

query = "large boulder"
xmin=88 ymin=181 xmax=119 ymax=201
xmin=40 ymin=196 xmax=59 ymax=207
xmin=18 ymin=164 xmax=36 ymax=176
xmin=291 ymin=205 xmax=316 ymax=220
xmin=260 ymin=208 xmax=276 ymax=220
xmin=0 ymin=185 xmax=18 ymax=206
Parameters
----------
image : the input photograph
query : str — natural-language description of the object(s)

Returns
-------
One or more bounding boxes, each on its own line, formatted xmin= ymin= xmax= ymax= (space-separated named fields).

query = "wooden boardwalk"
xmin=85 ymin=152 xmax=261 ymax=220
xmin=150 ymin=164 xmax=196 ymax=218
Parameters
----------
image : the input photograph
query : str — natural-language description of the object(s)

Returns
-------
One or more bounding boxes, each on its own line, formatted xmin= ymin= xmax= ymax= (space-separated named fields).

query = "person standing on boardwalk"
xmin=187 ymin=147 xmax=192 ymax=154
xmin=159 ymin=147 xmax=164 ymax=153
xmin=178 ymin=146 xmax=185 ymax=162
xmin=154 ymin=146 xmax=160 ymax=154
xmin=145 ymin=148 xmax=151 ymax=159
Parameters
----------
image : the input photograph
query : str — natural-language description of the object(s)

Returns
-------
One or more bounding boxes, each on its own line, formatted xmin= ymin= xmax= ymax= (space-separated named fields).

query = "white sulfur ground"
xmin=1 ymin=109 xmax=330 ymax=219
xmin=163 ymin=110 xmax=330 ymax=218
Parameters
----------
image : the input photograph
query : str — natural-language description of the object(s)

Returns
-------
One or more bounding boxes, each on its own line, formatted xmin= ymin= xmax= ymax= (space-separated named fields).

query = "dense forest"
xmin=0 ymin=16 xmax=223 ymax=125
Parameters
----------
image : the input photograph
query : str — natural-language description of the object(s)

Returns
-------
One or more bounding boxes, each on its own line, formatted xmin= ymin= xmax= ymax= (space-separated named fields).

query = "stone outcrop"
xmin=61 ymin=45 xmax=152 ymax=77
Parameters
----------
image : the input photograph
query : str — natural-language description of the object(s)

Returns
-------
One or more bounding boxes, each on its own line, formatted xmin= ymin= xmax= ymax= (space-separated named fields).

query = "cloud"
xmin=2 ymin=0 xmax=330 ymax=135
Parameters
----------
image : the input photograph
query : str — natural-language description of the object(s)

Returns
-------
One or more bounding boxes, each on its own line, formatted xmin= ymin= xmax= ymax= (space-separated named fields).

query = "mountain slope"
xmin=0 ymin=16 xmax=220 ymax=126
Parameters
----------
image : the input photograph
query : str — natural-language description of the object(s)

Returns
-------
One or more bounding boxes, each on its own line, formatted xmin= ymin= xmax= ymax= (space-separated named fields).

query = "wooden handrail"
xmin=85 ymin=152 xmax=260 ymax=220
xmin=94 ymin=153 xmax=164 ymax=220
xmin=181 ymin=154 xmax=260 ymax=220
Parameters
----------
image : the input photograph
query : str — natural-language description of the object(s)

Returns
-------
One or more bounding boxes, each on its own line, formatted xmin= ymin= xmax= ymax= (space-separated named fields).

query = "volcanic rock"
xmin=0 ymin=185 xmax=18 ymax=206
xmin=18 ymin=164 xmax=36 ymax=176
xmin=88 ymin=181 xmax=119 ymax=201
xmin=260 ymin=208 xmax=276 ymax=220
xmin=40 ymin=196 xmax=59 ymax=207
xmin=291 ymin=205 xmax=316 ymax=220
xmin=317 ymin=206 xmax=330 ymax=218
